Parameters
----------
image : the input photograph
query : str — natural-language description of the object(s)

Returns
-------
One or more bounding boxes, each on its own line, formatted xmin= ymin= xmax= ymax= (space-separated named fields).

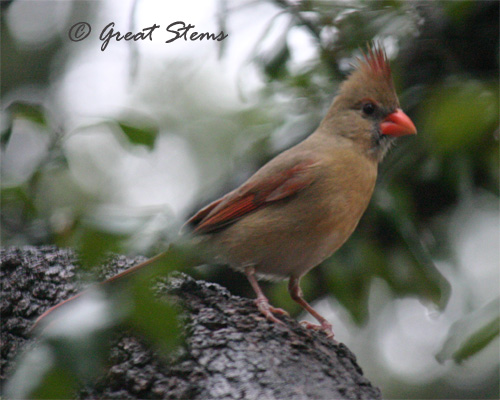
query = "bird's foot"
xmin=268 ymin=304 xmax=289 ymax=316
xmin=254 ymin=297 xmax=288 ymax=325
xmin=300 ymin=320 xmax=335 ymax=340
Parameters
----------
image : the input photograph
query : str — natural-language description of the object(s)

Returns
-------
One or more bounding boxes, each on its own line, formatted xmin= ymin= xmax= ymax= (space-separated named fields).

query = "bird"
xmin=33 ymin=45 xmax=416 ymax=339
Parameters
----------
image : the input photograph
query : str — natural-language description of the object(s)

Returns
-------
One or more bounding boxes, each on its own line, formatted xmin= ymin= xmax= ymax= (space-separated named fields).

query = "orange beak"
xmin=381 ymin=108 xmax=417 ymax=137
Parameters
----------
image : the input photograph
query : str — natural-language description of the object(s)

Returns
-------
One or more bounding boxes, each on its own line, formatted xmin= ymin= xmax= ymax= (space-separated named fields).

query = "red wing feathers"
xmin=265 ymin=172 xmax=315 ymax=202
xmin=187 ymin=160 xmax=316 ymax=234
xmin=184 ymin=197 xmax=224 ymax=228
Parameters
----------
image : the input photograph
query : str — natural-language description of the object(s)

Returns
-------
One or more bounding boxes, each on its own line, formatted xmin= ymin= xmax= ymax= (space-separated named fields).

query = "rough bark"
xmin=1 ymin=246 xmax=382 ymax=399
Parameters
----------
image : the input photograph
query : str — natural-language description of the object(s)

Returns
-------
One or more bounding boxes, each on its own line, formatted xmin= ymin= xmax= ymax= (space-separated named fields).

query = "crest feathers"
xmin=358 ymin=44 xmax=392 ymax=81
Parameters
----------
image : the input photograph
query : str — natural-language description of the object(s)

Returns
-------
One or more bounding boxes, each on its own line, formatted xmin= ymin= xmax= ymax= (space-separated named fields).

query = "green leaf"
xmin=128 ymin=279 xmax=182 ymax=355
xmin=1 ymin=124 xmax=13 ymax=150
xmin=1 ymin=185 xmax=38 ymax=217
xmin=2 ymin=101 xmax=48 ymax=150
xmin=436 ymin=298 xmax=500 ymax=363
xmin=262 ymin=40 xmax=290 ymax=81
xmin=442 ymin=0 xmax=476 ymax=21
xmin=5 ymin=344 xmax=77 ymax=400
xmin=6 ymin=101 xmax=48 ymax=126
xmin=28 ymin=365 xmax=77 ymax=400
xmin=121 ymin=243 xmax=204 ymax=353
xmin=71 ymin=117 xmax=159 ymax=150
xmin=78 ymin=226 xmax=127 ymax=270
xmin=117 ymin=121 xmax=159 ymax=150
xmin=421 ymin=81 xmax=499 ymax=155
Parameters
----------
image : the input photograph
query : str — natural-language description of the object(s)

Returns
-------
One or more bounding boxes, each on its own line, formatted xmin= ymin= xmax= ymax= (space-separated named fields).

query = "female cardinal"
xmin=185 ymin=45 xmax=416 ymax=338
xmin=34 ymin=45 xmax=416 ymax=339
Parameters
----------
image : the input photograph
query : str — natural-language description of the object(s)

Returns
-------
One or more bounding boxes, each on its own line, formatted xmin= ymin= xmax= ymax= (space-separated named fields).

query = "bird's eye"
xmin=362 ymin=102 xmax=376 ymax=115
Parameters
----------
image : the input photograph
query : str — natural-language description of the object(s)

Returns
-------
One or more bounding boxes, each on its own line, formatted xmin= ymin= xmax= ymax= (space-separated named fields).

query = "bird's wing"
xmin=186 ymin=159 xmax=316 ymax=234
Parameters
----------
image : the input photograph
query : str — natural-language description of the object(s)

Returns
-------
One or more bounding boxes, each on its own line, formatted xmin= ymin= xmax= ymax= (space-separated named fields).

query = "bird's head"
xmin=322 ymin=45 xmax=417 ymax=161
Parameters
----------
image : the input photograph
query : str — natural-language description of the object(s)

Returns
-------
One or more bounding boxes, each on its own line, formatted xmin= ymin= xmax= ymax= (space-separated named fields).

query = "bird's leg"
xmin=245 ymin=266 xmax=288 ymax=325
xmin=288 ymin=276 xmax=334 ymax=339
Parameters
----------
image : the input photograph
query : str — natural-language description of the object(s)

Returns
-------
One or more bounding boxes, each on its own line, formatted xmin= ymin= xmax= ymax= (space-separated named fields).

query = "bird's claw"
xmin=255 ymin=298 xmax=288 ymax=325
xmin=267 ymin=305 xmax=289 ymax=317
xmin=300 ymin=320 xmax=335 ymax=340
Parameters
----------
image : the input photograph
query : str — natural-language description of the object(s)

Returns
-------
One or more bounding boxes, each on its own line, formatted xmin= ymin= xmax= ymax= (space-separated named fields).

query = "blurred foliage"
xmin=117 ymin=120 xmax=158 ymax=150
xmin=78 ymin=225 xmax=128 ymax=270
xmin=1 ymin=0 xmax=499 ymax=398
xmin=421 ymin=80 xmax=498 ymax=155
xmin=437 ymin=298 xmax=500 ymax=364
xmin=128 ymin=277 xmax=182 ymax=354
xmin=6 ymin=290 xmax=119 ymax=399
xmin=6 ymin=245 xmax=196 ymax=399
xmin=1 ymin=101 xmax=47 ymax=148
